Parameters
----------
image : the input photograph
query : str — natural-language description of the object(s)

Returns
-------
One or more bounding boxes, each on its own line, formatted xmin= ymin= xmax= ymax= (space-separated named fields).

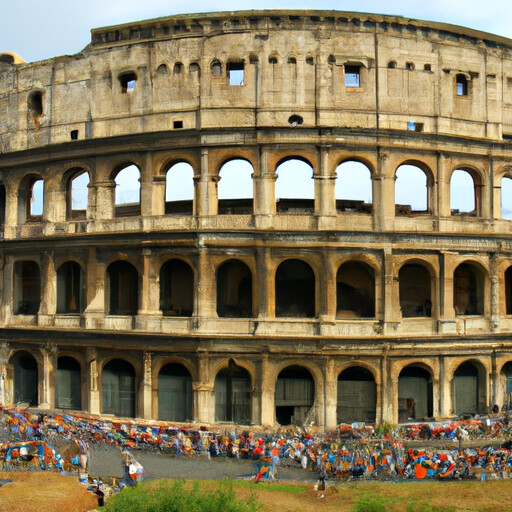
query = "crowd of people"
xmin=1 ymin=405 xmax=512 ymax=483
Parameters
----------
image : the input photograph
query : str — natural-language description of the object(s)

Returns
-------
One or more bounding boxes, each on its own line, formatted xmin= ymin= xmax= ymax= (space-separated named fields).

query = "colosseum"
xmin=1 ymin=9 xmax=512 ymax=427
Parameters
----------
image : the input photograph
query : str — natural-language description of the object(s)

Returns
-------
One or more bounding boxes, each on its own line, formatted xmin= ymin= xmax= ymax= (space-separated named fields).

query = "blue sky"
xmin=1 ymin=1 xmax=512 ymax=63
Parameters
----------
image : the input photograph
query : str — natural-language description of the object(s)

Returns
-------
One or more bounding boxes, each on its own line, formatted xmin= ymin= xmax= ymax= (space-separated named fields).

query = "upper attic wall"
xmin=2 ymin=10 xmax=512 ymax=154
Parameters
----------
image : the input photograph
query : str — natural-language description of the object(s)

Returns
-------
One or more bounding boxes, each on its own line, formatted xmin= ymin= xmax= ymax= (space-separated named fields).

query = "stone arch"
xmin=453 ymin=261 xmax=486 ymax=315
xmin=13 ymin=260 xmax=41 ymax=315
xmin=216 ymin=259 xmax=253 ymax=318
xmin=505 ymin=265 xmax=512 ymax=315
xmin=214 ymin=358 xmax=252 ymax=424
xmin=498 ymin=361 xmax=512 ymax=411
xmin=18 ymin=173 xmax=44 ymax=223
xmin=275 ymin=259 xmax=315 ymax=317
xmin=56 ymin=260 xmax=85 ymax=314
xmin=218 ymin=158 xmax=254 ymax=214
xmin=165 ymin=160 xmax=195 ymax=214
xmin=101 ymin=358 xmax=137 ymax=418
xmin=113 ymin=163 xmax=141 ymax=217
xmin=275 ymin=156 xmax=314 ymax=213
xmin=9 ymin=350 xmax=39 ymax=406
xmin=335 ymin=160 xmax=373 ymax=213
xmin=395 ymin=162 xmax=432 ymax=213
xmin=398 ymin=363 xmax=433 ymax=420
xmin=56 ymin=355 xmax=82 ymax=410
xmin=337 ymin=365 xmax=377 ymax=424
xmin=500 ymin=174 xmax=512 ymax=220
xmin=106 ymin=260 xmax=139 ymax=315
xmin=336 ymin=260 xmax=375 ymax=318
xmin=159 ymin=258 xmax=194 ymax=317
xmin=451 ymin=359 xmax=487 ymax=416
xmin=450 ymin=166 xmax=483 ymax=216
xmin=399 ymin=262 xmax=433 ymax=318
xmin=158 ymin=363 xmax=193 ymax=421
xmin=275 ymin=364 xmax=315 ymax=426
xmin=63 ymin=168 xmax=90 ymax=220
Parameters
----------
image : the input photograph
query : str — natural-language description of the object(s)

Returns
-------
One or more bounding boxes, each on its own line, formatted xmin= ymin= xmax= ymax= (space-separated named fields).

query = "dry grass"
xmin=0 ymin=472 xmax=511 ymax=512
xmin=0 ymin=471 xmax=98 ymax=512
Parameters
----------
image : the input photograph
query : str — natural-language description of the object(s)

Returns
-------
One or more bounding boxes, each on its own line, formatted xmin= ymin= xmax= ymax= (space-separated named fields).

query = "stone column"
xmin=195 ymin=247 xmax=216 ymax=320
xmin=142 ymin=351 xmax=153 ymax=419
xmin=382 ymin=249 xmax=400 ymax=331
xmin=373 ymin=150 xmax=395 ymax=232
xmin=0 ymin=343 xmax=11 ymax=406
xmin=84 ymin=249 xmax=106 ymax=329
xmin=93 ymin=181 xmax=116 ymax=219
xmin=437 ymin=154 xmax=452 ymax=218
xmin=253 ymin=147 xmax=276 ymax=229
xmin=260 ymin=353 xmax=274 ymax=425
xmin=490 ymin=253 xmax=499 ymax=331
xmin=320 ymin=252 xmax=336 ymax=322
xmin=41 ymin=345 xmax=57 ymax=408
xmin=87 ymin=347 xmax=100 ymax=415
xmin=152 ymin=176 xmax=166 ymax=216
xmin=324 ymin=359 xmax=337 ymax=429
xmin=38 ymin=251 xmax=56 ymax=326
xmin=196 ymin=149 xmax=218 ymax=217
xmin=194 ymin=353 xmax=213 ymax=423
xmin=315 ymin=145 xmax=336 ymax=229
xmin=3 ymin=176 xmax=18 ymax=239
xmin=137 ymin=250 xmax=160 ymax=315
xmin=439 ymin=356 xmax=452 ymax=417
xmin=256 ymin=248 xmax=273 ymax=318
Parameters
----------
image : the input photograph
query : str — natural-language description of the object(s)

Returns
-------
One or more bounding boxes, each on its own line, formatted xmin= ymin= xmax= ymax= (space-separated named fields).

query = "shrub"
xmin=103 ymin=479 xmax=261 ymax=512
xmin=353 ymin=493 xmax=388 ymax=512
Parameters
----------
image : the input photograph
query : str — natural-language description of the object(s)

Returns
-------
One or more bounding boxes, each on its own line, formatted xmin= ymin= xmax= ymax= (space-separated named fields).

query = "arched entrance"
xmin=10 ymin=351 xmax=38 ymax=406
xmin=217 ymin=260 xmax=252 ymax=318
xmin=102 ymin=359 xmax=136 ymax=418
xmin=275 ymin=260 xmax=315 ymax=317
xmin=500 ymin=362 xmax=512 ymax=411
xmin=337 ymin=366 xmax=376 ymax=424
xmin=275 ymin=365 xmax=314 ymax=426
xmin=56 ymin=356 xmax=82 ymax=410
xmin=215 ymin=360 xmax=251 ymax=424
xmin=158 ymin=363 xmax=193 ymax=421
xmin=398 ymin=365 xmax=433 ymax=421
xmin=452 ymin=361 xmax=486 ymax=416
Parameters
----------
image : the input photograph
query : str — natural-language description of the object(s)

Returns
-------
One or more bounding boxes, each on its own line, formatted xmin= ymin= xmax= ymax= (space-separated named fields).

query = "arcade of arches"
xmin=3 ymin=349 xmax=512 ymax=427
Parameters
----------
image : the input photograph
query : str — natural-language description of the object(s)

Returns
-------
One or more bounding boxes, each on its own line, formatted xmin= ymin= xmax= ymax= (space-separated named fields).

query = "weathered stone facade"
xmin=1 ymin=10 xmax=512 ymax=426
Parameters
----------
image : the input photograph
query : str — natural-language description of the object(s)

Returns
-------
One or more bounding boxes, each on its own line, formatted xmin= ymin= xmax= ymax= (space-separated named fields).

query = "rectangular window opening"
xmin=408 ymin=122 xmax=424 ymax=132
xmin=344 ymin=65 xmax=360 ymax=87
xmin=228 ymin=63 xmax=245 ymax=86
xmin=70 ymin=130 xmax=79 ymax=140
xmin=173 ymin=120 xmax=183 ymax=129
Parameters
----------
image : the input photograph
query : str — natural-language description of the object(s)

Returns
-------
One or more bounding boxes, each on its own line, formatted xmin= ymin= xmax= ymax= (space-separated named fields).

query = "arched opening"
xmin=395 ymin=164 xmax=429 ymax=214
xmin=56 ymin=356 xmax=82 ymax=410
xmin=158 ymin=363 xmax=193 ymax=421
xmin=218 ymin=159 xmax=254 ymax=214
xmin=506 ymin=266 xmax=512 ymax=315
xmin=10 ymin=351 xmax=38 ymax=406
xmin=275 ymin=158 xmax=314 ymax=213
xmin=217 ymin=260 xmax=252 ymax=318
xmin=337 ymin=366 xmax=376 ymax=424
xmin=165 ymin=162 xmax=194 ymax=214
xmin=335 ymin=161 xmax=372 ymax=213
xmin=0 ymin=183 xmax=6 ymax=228
xmin=453 ymin=262 xmax=485 ymax=315
xmin=399 ymin=264 xmax=432 ymax=318
xmin=450 ymin=169 xmax=478 ymax=216
xmin=114 ymin=164 xmax=141 ymax=217
xmin=336 ymin=261 xmax=375 ymax=318
xmin=215 ymin=360 xmax=251 ymax=424
xmin=500 ymin=362 xmax=512 ymax=411
xmin=57 ymin=261 xmax=84 ymax=314
xmin=18 ymin=175 xmax=44 ymax=223
xmin=28 ymin=91 xmax=43 ymax=116
xmin=106 ymin=261 xmax=138 ymax=315
xmin=275 ymin=259 xmax=315 ymax=317
xmin=159 ymin=259 xmax=193 ymax=317
xmin=275 ymin=365 xmax=314 ymax=426
xmin=102 ymin=359 xmax=136 ymax=418
xmin=398 ymin=365 xmax=433 ymax=421
xmin=67 ymin=170 xmax=89 ymax=220
xmin=211 ymin=59 xmax=223 ymax=76
xmin=501 ymin=176 xmax=512 ymax=220
xmin=452 ymin=361 xmax=486 ymax=416
xmin=13 ymin=260 xmax=40 ymax=315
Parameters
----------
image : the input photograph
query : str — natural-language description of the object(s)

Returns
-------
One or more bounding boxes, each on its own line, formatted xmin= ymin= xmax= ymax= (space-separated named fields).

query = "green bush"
xmin=406 ymin=502 xmax=456 ymax=512
xmin=103 ymin=479 xmax=262 ymax=512
xmin=352 ymin=493 xmax=388 ymax=512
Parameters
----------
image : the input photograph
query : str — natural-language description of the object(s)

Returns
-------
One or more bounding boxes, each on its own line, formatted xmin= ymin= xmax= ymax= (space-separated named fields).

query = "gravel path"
xmin=88 ymin=444 xmax=313 ymax=482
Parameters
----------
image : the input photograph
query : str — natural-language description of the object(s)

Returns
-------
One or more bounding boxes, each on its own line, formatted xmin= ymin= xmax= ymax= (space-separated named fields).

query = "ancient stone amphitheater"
xmin=1 ymin=10 xmax=512 ymax=427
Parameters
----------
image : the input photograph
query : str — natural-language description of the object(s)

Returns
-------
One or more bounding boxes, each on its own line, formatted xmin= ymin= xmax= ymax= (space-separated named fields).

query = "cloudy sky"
xmin=1 ymin=0 xmax=512 ymax=63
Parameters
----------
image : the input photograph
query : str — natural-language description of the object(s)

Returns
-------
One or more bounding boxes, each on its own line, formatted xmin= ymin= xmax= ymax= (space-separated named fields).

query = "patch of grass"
xmin=406 ymin=502 xmax=457 ymax=512
xmin=235 ymin=480 xmax=308 ymax=494
xmin=103 ymin=478 xmax=262 ymax=512
xmin=352 ymin=493 xmax=390 ymax=512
